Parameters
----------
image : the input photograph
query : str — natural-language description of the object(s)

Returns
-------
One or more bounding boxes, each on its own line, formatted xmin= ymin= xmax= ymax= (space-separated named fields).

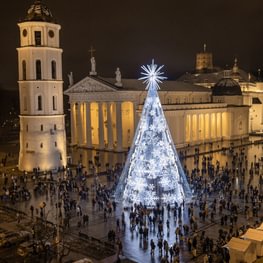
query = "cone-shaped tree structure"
xmin=115 ymin=60 xmax=192 ymax=207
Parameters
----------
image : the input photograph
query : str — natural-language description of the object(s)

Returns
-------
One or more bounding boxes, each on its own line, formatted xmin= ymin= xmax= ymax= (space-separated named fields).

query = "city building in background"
xmin=17 ymin=0 xmax=67 ymax=171
xmin=178 ymin=45 xmax=263 ymax=133
xmin=65 ymin=54 xmax=250 ymax=151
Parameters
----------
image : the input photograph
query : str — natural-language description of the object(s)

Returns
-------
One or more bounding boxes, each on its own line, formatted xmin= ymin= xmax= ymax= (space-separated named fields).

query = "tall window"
xmin=22 ymin=60 xmax=26 ymax=80
xmin=37 ymin=95 xmax=42 ymax=111
xmin=52 ymin=96 xmax=57 ymax=110
xmin=35 ymin=31 xmax=41 ymax=46
xmin=51 ymin=60 xmax=56 ymax=79
xmin=36 ymin=60 xmax=41 ymax=80
xmin=40 ymin=124 xmax=43 ymax=131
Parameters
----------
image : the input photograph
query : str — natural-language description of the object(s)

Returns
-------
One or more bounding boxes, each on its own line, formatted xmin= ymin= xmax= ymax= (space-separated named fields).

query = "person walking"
xmin=150 ymin=239 xmax=155 ymax=256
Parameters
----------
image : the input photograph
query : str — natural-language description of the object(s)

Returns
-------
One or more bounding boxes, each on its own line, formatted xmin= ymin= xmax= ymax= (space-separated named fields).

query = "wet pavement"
xmin=0 ymin=137 xmax=263 ymax=262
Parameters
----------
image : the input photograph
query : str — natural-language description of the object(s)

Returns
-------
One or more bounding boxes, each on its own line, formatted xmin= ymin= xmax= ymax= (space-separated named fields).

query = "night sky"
xmin=1 ymin=0 xmax=263 ymax=91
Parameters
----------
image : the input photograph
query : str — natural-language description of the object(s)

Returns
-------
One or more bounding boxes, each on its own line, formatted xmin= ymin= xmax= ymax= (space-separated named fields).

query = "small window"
xmin=51 ymin=60 xmax=56 ymax=79
xmin=23 ymin=29 xmax=27 ymax=37
xmin=22 ymin=60 xmax=26 ymax=80
xmin=48 ymin=30 xmax=54 ymax=38
xmin=52 ymin=96 xmax=57 ymax=110
xmin=26 ymin=143 xmax=28 ymax=148
xmin=35 ymin=31 xmax=41 ymax=46
xmin=36 ymin=60 xmax=41 ymax=80
xmin=54 ymin=141 xmax=57 ymax=147
xmin=40 ymin=124 xmax=43 ymax=131
xmin=37 ymin=95 xmax=43 ymax=111
xmin=40 ymin=143 xmax=43 ymax=148
xmin=54 ymin=124 xmax=57 ymax=130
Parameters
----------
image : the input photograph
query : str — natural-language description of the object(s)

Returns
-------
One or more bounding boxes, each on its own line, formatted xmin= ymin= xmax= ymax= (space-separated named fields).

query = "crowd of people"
xmin=0 ymin=143 xmax=263 ymax=262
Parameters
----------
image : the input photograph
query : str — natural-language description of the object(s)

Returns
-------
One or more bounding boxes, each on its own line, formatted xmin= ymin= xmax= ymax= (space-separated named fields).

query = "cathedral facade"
xmin=65 ymin=57 xmax=250 ymax=151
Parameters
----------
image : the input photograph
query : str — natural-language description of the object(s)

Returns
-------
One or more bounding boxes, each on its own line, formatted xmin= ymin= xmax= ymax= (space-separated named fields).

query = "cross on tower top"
xmin=88 ymin=46 xmax=96 ymax=58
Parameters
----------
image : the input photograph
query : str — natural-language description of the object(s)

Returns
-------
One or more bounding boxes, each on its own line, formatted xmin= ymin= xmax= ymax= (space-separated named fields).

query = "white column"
xmin=70 ymin=103 xmax=76 ymax=145
xmin=85 ymin=102 xmax=92 ymax=148
xmin=116 ymin=102 xmax=123 ymax=151
xmin=215 ymin=112 xmax=219 ymax=139
xmin=133 ymin=102 xmax=138 ymax=132
xmin=208 ymin=113 xmax=211 ymax=139
xmin=182 ymin=115 xmax=186 ymax=144
xmin=196 ymin=114 xmax=199 ymax=141
xmin=189 ymin=115 xmax=192 ymax=142
xmin=98 ymin=102 xmax=104 ymax=149
xmin=107 ymin=102 xmax=113 ymax=150
xmin=77 ymin=103 xmax=83 ymax=145
xmin=219 ymin=112 xmax=223 ymax=138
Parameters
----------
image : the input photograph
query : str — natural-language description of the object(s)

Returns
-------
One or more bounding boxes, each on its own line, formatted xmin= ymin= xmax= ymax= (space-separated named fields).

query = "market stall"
xmin=224 ymin=237 xmax=256 ymax=263
xmin=242 ymin=228 xmax=263 ymax=256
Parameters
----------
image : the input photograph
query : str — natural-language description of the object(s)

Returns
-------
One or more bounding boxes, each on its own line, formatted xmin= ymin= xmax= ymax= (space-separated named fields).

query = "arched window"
xmin=54 ymin=141 xmax=57 ymax=147
xmin=52 ymin=96 xmax=57 ymax=110
xmin=51 ymin=60 xmax=56 ymax=79
xmin=40 ymin=124 xmax=43 ymax=131
xmin=22 ymin=60 xmax=26 ymax=80
xmin=54 ymin=124 xmax=57 ymax=130
xmin=36 ymin=60 xmax=41 ymax=80
xmin=35 ymin=31 xmax=41 ymax=46
xmin=37 ymin=95 xmax=43 ymax=111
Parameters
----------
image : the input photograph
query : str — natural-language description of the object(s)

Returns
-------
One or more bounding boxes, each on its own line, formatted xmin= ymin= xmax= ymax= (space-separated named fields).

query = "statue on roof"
xmin=90 ymin=57 xmax=97 ymax=76
xmin=232 ymin=58 xmax=239 ymax=74
xmin=67 ymin=71 xmax=74 ymax=87
xmin=115 ymin=67 xmax=123 ymax=87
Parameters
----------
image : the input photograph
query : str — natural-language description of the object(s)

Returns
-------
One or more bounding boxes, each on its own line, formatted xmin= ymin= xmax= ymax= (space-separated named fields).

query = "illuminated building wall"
xmin=18 ymin=1 xmax=67 ymax=171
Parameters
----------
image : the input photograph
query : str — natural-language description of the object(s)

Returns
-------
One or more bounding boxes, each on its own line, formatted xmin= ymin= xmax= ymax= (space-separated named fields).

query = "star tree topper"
xmin=139 ymin=59 xmax=167 ymax=90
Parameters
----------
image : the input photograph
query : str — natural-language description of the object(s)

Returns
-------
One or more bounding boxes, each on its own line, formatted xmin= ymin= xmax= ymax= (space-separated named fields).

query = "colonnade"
xmin=185 ymin=111 xmax=226 ymax=143
xmin=70 ymin=102 xmax=228 ymax=150
xmin=70 ymin=101 xmax=136 ymax=151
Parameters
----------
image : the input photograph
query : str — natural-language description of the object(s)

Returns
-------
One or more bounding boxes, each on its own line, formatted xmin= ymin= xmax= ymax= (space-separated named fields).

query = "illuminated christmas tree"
xmin=115 ymin=60 xmax=192 ymax=207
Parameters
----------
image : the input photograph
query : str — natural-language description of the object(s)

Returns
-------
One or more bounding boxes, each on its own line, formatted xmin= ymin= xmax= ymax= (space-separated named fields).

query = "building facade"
xmin=65 ymin=63 xmax=249 ymax=151
xmin=179 ymin=47 xmax=263 ymax=133
xmin=18 ymin=0 xmax=67 ymax=171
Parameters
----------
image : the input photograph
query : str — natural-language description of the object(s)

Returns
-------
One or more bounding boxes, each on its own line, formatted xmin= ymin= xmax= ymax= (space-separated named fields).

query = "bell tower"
xmin=195 ymin=44 xmax=213 ymax=72
xmin=17 ymin=0 xmax=67 ymax=171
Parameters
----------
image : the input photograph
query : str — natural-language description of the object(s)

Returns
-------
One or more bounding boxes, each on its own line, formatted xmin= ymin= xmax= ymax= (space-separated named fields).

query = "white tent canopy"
xmin=242 ymin=228 xmax=263 ymax=256
xmin=224 ymin=237 xmax=257 ymax=263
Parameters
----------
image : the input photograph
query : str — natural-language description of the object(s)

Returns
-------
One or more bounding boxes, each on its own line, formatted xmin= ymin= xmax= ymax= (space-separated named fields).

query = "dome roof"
xmin=24 ymin=0 xmax=55 ymax=23
xmin=212 ymin=77 xmax=242 ymax=96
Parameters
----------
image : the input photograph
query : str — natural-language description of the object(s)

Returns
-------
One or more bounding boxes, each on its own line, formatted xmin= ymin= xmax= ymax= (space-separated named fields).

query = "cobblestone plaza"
xmin=0 ymin=138 xmax=263 ymax=262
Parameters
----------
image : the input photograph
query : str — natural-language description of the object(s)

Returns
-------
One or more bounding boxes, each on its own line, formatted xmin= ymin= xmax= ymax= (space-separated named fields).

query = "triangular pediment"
xmin=64 ymin=76 xmax=117 ymax=94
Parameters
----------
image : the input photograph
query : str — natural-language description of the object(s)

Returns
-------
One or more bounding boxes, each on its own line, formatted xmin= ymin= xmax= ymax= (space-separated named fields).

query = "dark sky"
xmin=1 ymin=0 xmax=263 ymax=90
